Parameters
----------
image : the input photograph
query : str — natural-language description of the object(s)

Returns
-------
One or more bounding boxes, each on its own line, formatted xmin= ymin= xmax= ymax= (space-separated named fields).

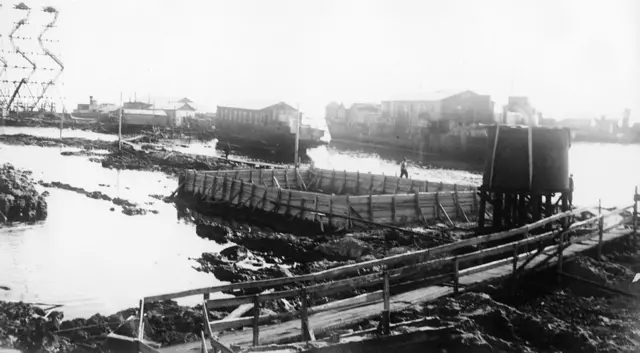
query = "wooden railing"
xmin=140 ymin=190 xmax=639 ymax=351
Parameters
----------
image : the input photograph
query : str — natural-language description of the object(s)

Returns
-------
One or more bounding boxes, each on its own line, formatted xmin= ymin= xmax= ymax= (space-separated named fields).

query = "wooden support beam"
xmin=380 ymin=268 xmax=391 ymax=335
xmin=297 ymin=169 xmax=308 ymax=191
xmin=273 ymin=176 xmax=281 ymax=189
xmin=438 ymin=203 xmax=453 ymax=226
xmin=253 ymin=295 xmax=260 ymax=346
xmin=300 ymin=289 xmax=315 ymax=341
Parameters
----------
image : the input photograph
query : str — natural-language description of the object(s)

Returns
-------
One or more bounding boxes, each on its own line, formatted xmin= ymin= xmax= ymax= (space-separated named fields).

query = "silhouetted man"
xmin=400 ymin=158 xmax=409 ymax=179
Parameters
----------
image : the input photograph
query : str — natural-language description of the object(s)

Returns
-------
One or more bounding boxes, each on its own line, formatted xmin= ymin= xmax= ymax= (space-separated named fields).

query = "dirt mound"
xmin=0 ymin=164 xmax=48 ymax=224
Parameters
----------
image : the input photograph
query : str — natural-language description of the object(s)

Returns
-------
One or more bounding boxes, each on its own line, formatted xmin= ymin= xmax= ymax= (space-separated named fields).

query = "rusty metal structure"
xmin=1 ymin=2 xmax=63 ymax=115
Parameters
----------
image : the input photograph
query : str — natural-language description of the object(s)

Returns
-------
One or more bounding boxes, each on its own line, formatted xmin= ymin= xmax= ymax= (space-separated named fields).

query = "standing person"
xmin=223 ymin=146 xmax=230 ymax=160
xmin=568 ymin=174 xmax=574 ymax=207
xmin=400 ymin=158 xmax=409 ymax=179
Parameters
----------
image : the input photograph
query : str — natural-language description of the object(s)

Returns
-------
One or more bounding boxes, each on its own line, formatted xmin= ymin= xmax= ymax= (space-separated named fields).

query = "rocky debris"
xmin=315 ymin=237 xmax=373 ymax=260
xmin=39 ymin=181 xmax=157 ymax=216
xmin=0 ymin=164 xmax=48 ymax=224
xmin=0 ymin=300 xmax=231 ymax=352
xmin=0 ymin=133 xmax=248 ymax=176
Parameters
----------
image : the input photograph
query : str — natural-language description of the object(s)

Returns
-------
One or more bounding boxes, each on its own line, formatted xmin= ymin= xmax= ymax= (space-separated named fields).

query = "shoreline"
xmin=2 ymin=234 xmax=640 ymax=353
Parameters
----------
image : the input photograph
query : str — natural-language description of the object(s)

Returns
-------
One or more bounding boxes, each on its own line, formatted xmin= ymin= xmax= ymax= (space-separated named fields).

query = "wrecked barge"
xmin=177 ymin=167 xmax=478 ymax=232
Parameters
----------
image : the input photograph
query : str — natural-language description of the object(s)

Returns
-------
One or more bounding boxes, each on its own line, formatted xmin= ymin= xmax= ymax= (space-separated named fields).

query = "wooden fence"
xmin=183 ymin=169 xmax=478 ymax=228
xmin=202 ymin=167 xmax=477 ymax=195
xmin=139 ymin=188 xmax=638 ymax=352
xmin=305 ymin=168 xmax=476 ymax=195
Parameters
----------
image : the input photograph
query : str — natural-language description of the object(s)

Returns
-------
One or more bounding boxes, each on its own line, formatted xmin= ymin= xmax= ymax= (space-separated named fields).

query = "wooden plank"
xmin=159 ymin=228 xmax=633 ymax=353
xmin=203 ymin=301 xmax=234 ymax=353
xmin=252 ymin=295 xmax=260 ymax=346
xmin=300 ymin=289 xmax=315 ymax=341
xmin=146 ymin=204 xmax=603 ymax=303
xmin=138 ymin=299 xmax=144 ymax=340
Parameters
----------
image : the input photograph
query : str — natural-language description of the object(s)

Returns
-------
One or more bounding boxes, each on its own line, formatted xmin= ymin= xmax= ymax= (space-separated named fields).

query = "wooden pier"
xmin=132 ymin=189 xmax=639 ymax=353
xmin=180 ymin=167 xmax=478 ymax=228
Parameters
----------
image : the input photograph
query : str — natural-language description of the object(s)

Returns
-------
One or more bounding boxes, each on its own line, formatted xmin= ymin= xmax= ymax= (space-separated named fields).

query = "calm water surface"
xmin=0 ymin=127 xmax=638 ymax=318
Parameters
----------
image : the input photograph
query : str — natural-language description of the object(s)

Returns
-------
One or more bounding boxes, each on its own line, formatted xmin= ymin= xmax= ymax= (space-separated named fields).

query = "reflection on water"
xmin=0 ymin=143 xmax=224 ymax=318
xmin=0 ymin=127 xmax=638 ymax=319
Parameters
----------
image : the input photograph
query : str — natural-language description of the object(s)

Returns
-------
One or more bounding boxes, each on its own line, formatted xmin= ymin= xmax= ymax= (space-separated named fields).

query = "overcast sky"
xmin=1 ymin=0 xmax=637 ymax=120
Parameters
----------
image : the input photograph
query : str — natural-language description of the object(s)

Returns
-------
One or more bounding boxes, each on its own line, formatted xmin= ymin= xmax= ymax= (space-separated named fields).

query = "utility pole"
xmin=118 ymin=92 xmax=123 ymax=150
xmin=294 ymin=104 xmax=301 ymax=168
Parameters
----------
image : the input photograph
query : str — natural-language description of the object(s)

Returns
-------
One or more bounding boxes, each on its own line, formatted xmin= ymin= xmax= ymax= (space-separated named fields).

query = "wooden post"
xmin=261 ymin=189 xmax=268 ymax=211
xmin=314 ymin=195 xmax=319 ymax=224
xmin=250 ymin=184 xmax=256 ymax=208
xmin=249 ymin=170 xmax=253 ymax=184
xmin=329 ymin=199 xmax=333 ymax=227
xmin=356 ymin=171 xmax=360 ymax=195
xmin=368 ymin=172 xmax=373 ymax=194
xmin=203 ymin=293 xmax=210 ymax=300
xmin=381 ymin=267 xmax=390 ymax=335
xmin=331 ymin=169 xmax=336 ymax=193
xmin=201 ymin=173 xmax=208 ymax=198
xmin=286 ymin=191 xmax=292 ymax=215
xmin=346 ymin=195 xmax=352 ymax=228
xmin=137 ymin=299 xmax=144 ymax=340
xmin=634 ymin=186 xmax=638 ymax=238
xmin=284 ymin=170 xmax=290 ymax=189
xmin=512 ymin=244 xmax=518 ymax=277
xmin=558 ymin=230 xmax=566 ymax=273
xmin=272 ymin=170 xmax=276 ymax=187
xmin=382 ymin=175 xmax=387 ymax=194
xmin=275 ymin=189 xmax=282 ymax=214
xmin=391 ymin=196 xmax=396 ymax=224
xmin=597 ymin=199 xmax=604 ymax=260
xmin=300 ymin=198 xmax=306 ymax=220
xmin=191 ymin=170 xmax=197 ymax=195
xmin=238 ymin=180 xmax=245 ymax=205
xmin=369 ymin=193 xmax=373 ymax=221
xmin=394 ymin=178 xmax=400 ymax=194
xmin=222 ymin=177 xmax=228 ymax=201
xmin=300 ymin=289 xmax=315 ymax=341
xmin=342 ymin=170 xmax=348 ymax=194
xmin=453 ymin=258 xmax=459 ymax=294
xmin=259 ymin=169 xmax=263 ymax=185
xmin=252 ymin=295 xmax=260 ymax=346
xmin=453 ymin=185 xmax=460 ymax=218
xmin=211 ymin=175 xmax=218 ymax=200
xmin=435 ymin=192 xmax=440 ymax=220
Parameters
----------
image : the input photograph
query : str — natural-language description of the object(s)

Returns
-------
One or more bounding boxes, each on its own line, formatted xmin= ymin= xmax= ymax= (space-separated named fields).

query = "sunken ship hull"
xmin=214 ymin=102 xmax=328 ymax=163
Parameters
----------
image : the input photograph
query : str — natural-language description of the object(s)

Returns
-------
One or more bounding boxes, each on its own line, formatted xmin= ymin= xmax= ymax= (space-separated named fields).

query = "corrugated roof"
xmin=218 ymin=100 xmax=291 ymax=111
xmin=123 ymin=109 xmax=167 ymax=117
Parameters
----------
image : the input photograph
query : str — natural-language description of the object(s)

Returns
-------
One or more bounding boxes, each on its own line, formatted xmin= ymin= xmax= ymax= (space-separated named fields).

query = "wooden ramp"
xmin=158 ymin=226 xmax=634 ymax=353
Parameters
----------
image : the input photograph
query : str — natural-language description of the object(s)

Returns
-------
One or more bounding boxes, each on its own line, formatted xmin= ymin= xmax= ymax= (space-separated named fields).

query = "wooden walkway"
xmin=159 ymin=227 xmax=632 ymax=353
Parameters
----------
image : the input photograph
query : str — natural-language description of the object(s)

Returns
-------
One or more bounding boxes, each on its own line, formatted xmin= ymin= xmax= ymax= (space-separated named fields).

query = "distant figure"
xmin=568 ymin=174 xmax=574 ymax=207
xmin=400 ymin=158 xmax=409 ymax=179
xmin=223 ymin=147 xmax=230 ymax=159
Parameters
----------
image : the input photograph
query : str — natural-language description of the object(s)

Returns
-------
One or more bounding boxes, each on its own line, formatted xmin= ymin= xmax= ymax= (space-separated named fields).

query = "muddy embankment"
xmin=0 ymin=133 xmax=247 ymax=176
xmin=3 ymin=235 xmax=640 ymax=352
xmin=0 ymin=163 xmax=48 ymax=224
